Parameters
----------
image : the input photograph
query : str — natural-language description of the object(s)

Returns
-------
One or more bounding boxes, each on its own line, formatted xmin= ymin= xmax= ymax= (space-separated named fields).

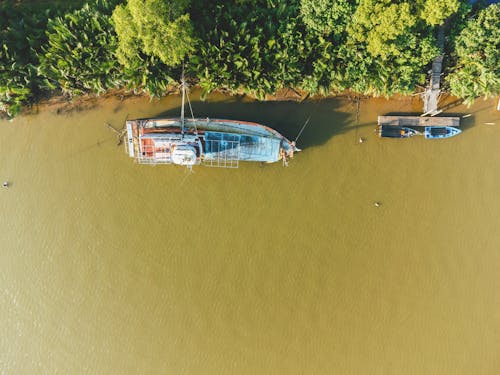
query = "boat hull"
xmin=125 ymin=117 xmax=298 ymax=167
xmin=377 ymin=125 xmax=419 ymax=138
xmin=423 ymin=126 xmax=461 ymax=139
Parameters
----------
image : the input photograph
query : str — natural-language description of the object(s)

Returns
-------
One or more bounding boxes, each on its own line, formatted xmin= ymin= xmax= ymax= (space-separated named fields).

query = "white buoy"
xmin=2 ymin=181 xmax=9 ymax=188
xmin=374 ymin=202 xmax=381 ymax=207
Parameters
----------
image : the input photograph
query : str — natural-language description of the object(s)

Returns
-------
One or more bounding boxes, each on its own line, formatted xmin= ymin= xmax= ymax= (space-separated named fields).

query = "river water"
xmin=0 ymin=92 xmax=499 ymax=374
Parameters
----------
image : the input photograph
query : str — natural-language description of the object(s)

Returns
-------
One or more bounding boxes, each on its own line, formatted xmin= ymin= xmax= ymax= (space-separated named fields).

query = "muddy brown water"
xmin=1 ymin=91 xmax=499 ymax=374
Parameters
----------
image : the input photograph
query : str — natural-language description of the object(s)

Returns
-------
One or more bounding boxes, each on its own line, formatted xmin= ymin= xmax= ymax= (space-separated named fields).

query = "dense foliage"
xmin=111 ymin=0 xmax=195 ymax=96
xmin=446 ymin=4 xmax=500 ymax=103
xmin=113 ymin=0 xmax=195 ymax=66
xmin=1 ymin=2 xmax=60 ymax=116
xmin=300 ymin=0 xmax=355 ymax=36
xmin=1 ymin=0 xmax=497 ymax=118
xmin=341 ymin=0 xmax=439 ymax=95
xmin=40 ymin=1 xmax=122 ymax=96
xmin=417 ymin=0 xmax=460 ymax=26
xmin=191 ymin=0 xmax=310 ymax=99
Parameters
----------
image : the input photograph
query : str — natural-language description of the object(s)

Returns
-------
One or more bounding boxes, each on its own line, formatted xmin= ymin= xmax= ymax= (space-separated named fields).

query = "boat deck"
xmin=378 ymin=116 xmax=460 ymax=128
xmin=125 ymin=120 xmax=287 ymax=166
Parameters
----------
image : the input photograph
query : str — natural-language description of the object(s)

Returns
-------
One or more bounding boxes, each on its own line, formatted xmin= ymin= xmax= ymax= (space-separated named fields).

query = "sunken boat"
xmin=125 ymin=75 xmax=299 ymax=168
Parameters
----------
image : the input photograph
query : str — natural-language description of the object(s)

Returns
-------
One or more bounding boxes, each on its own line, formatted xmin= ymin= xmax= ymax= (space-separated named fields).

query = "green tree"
xmin=0 ymin=1 xmax=81 ymax=117
xmin=342 ymin=0 xmax=439 ymax=96
xmin=112 ymin=0 xmax=196 ymax=67
xmin=40 ymin=1 xmax=122 ymax=96
xmin=417 ymin=0 xmax=460 ymax=26
xmin=112 ymin=4 xmax=141 ymax=70
xmin=446 ymin=4 xmax=500 ymax=103
xmin=300 ymin=0 xmax=355 ymax=36
xmin=348 ymin=0 xmax=416 ymax=59
xmin=297 ymin=1 xmax=356 ymax=95
xmin=191 ymin=0 xmax=310 ymax=99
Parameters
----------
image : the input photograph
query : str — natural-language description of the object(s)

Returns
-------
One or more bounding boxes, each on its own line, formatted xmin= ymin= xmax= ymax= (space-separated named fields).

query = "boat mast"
xmin=181 ymin=64 xmax=185 ymax=136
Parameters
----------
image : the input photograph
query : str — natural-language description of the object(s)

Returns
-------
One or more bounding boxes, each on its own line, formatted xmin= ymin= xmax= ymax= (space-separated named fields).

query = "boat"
xmin=423 ymin=126 xmax=461 ymax=139
xmin=124 ymin=73 xmax=299 ymax=168
xmin=377 ymin=125 xmax=420 ymax=138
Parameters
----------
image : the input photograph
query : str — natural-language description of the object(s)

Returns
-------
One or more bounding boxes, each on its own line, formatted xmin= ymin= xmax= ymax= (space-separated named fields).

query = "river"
xmin=0 ymin=92 xmax=499 ymax=374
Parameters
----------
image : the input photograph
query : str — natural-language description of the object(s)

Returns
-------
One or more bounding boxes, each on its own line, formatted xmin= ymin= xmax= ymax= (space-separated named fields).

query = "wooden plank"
xmin=126 ymin=122 xmax=135 ymax=157
xmin=423 ymin=26 xmax=445 ymax=115
xmin=378 ymin=116 xmax=460 ymax=127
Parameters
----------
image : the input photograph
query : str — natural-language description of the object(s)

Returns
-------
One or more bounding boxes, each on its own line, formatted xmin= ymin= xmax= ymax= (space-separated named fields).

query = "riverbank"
xmin=16 ymin=85 xmax=426 ymax=121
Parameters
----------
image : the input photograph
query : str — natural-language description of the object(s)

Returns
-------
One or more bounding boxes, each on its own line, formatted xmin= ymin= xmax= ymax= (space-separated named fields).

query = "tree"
xmin=111 ymin=0 xmax=196 ymax=96
xmin=446 ymin=4 xmax=500 ymax=103
xmin=300 ymin=0 xmax=355 ymax=36
xmin=191 ymin=0 xmax=310 ymax=99
xmin=348 ymin=0 xmax=416 ymax=59
xmin=0 ymin=1 xmax=83 ymax=117
xmin=112 ymin=0 xmax=196 ymax=67
xmin=40 ymin=2 xmax=122 ymax=96
xmin=341 ymin=0 xmax=439 ymax=96
xmin=417 ymin=0 xmax=460 ymax=26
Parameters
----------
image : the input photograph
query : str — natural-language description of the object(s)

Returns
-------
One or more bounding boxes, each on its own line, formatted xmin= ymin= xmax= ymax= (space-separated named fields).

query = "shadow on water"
xmin=54 ymin=100 xmax=100 ymax=116
xmin=454 ymin=114 xmax=475 ymax=131
xmin=152 ymin=96 xmax=354 ymax=149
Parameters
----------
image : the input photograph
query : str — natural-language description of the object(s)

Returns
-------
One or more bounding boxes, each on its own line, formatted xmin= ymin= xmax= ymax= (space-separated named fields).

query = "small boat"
xmin=377 ymin=125 xmax=419 ymax=138
xmin=423 ymin=126 xmax=461 ymax=139
xmin=124 ymin=72 xmax=299 ymax=168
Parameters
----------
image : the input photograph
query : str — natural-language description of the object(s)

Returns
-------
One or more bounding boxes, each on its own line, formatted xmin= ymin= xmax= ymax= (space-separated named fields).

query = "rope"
xmin=294 ymin=116 xmax=311 ymax=144
xmin=185 ymin=85 xmax=198 ymax=135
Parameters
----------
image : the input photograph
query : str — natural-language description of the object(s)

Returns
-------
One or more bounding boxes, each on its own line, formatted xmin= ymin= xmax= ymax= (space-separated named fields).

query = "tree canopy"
xmin=417 ymin=0 xmax=460 ymax=26
xmin=112 ymin=0 xmax=196 ymax=68
xmin=300 ymin=0 xmax=355 ymax=36
xmin=446 ymin=4 xmax=500 ymax=103
xmin=348 ymin=0 xmax=416 ymax=59
xmin=340 ymin=0 xmax=439 ymax=96
xmin=40 ymin=2 xmax=122 ymax=96
xmin=0 ymin=1 xmax=77 ymax=116
xmin=110 ymin=0 xmax=197 ymax=95
xmin=191 ymin=0 xmax=309 ymax=99
xmin=0 ymin=0 xmax=494 ymax=118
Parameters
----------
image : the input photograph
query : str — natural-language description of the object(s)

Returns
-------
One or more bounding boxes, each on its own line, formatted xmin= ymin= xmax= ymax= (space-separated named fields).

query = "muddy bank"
xmin=18 ymin=85 xmax=439 ymax=120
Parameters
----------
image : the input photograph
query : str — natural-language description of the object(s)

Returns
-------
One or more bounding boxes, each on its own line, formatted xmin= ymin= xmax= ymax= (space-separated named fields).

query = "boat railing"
xmin=202 ymin=139 xmax=240 ymax=168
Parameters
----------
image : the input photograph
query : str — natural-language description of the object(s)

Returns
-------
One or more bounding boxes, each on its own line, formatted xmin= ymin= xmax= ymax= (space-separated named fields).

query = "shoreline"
xmin=16 ymin=85 xmax=436 ymax=120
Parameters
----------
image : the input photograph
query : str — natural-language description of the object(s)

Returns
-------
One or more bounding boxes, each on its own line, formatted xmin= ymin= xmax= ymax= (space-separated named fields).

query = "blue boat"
xmin=377 ymin=125 xmax=419 ymax=139
xmin=125 ymin=73 xmax=299 ymax=168
xmin=423 ymin=126 xmax=461 ymax=139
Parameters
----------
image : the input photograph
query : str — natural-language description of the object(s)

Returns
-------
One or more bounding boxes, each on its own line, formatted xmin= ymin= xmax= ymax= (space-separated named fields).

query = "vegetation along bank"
xmin=1 ymin=0 xmax=498 ymax=118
